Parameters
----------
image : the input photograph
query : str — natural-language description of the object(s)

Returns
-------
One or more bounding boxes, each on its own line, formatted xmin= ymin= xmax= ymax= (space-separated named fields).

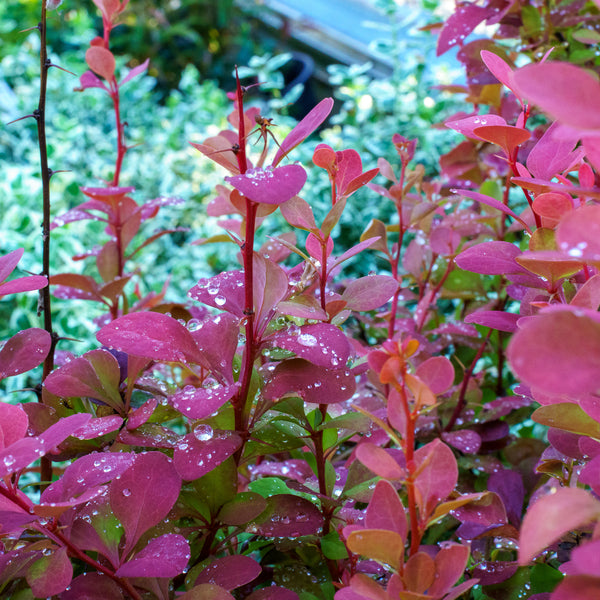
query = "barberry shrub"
xmin=2 ymin=1 xmax=600 ymax=599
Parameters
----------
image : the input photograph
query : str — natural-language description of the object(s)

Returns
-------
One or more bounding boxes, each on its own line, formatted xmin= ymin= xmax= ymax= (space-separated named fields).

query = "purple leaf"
xmin=245 ymin=588 xmax=300 ymax=600
xmin=507 ymin=310 xmax=600 ymax=397
xmin=512 ymin=62 xmax=600 ymax=131
xmin=97 ymin=311 xmax=205 ymax=365
xmin=126 ymin=398 xmax=158 ymax=430
xmin=60 ymin=573 xmax=124 ymax=600
xmin=189 ymin=271 xmax=245 ymax=318
xmin=441 ymin=429 xmax=482 ymax=454
xmin=451 ymin=491 xmax=507 ymax=526
xmin=365 ymin=480 xmax=407 ymax=540
xmin=42 ymin=452 xmax=135 ymax=504
xmin=519 ymin=487 xmax=600 ymax=565
xmin=341 ymin=275 xmax=399 ymax=311
xmin=0 ymin=402 xmax=28 ymax=448
xmin=77 ymin=69 xmax=109 ymax=91
xmin=247 ymin=494 xmax=323 ymax=537
xmin=72 ymin=415 xmax=123 ymax=439
xmin=26 ymin=546 xmax=72 ymax=598
xmin=455 ymin=241 xmax=523 ymax=275
xmin=119 ymin=57 xmax=150 ymax=86
xmin=0 ymin=438 xmax=44 ymax=477
xmin=464 ymin=310 xmax=520 ymax=332
xmin=173 ymin=430 xmax=242 ymax=480
xmin=273 ymin=97 xmax=334 ymax=165
xmin=0 ymin=329 xmax=51 ymax=380
xmin=262 ymin=358 xmax=356 ymax=404
xmin=451 ymin=188 xmax=530 ymax=231
xmin=488 ymin=469 xmax=524 ymax=526
xmin=194 ymin=555 xmax=262 ymax=590
xmin=115 ymin=533 xmax=190 ymax=577
xmin=169 ymin=384 xmax=239 ymax=419
xmin=472 ymin=561 xmax=518 ymax=586
xmin=226 ymin=165 xmax=307 ymax=205
xmin=179 ymin=584 xmax=236 ymax=600
xmin=110 ymin=452 xmax=182 ymax=556
xmin=437 ymin=2 xmax=491 ymax=55
xmin=270 ymin=323 xmax=351 ymax=369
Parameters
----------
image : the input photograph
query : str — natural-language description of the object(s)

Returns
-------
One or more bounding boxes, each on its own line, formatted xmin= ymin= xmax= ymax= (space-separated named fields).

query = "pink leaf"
xmin=512 ymin=62 xmax=600 ymax=131
xmin=571 ymin=274 xmax=600 ymax=310
xmin=226 ymin=165 xmax=307 ymax=205
xmin=557 ymin=204 xmax=600 ymax=259
xmin=415 ymin=356 xmax=455 ymax=394
xmin=262 ymin=358 xmax=356 ymax=404
xmin=464 ymin=310 xmax=520 ymax=332
xmin=126 ymin=398 xmax=158 ymax=430
xmin=245 ymin=587 xmax=299 ymax=600
xmin=247 ymin=494 xmax=323 ymax=537
xmin=532 ymin=192 xmax=573 ymax=229
xmin=97 ymin=311 xmax=205 ymax=365
xmin=169 ymin=384 xmax=238 ymax=419
xmin=110 ymin=452 xmax=182 ymax=556
xmin=0 ymin=328 xmax=51 ymax=380
xmin=0 ymin=403 xmax=28 ymax=449
xmin=273 ymin=97 xmax=334 ymax=165
xmin=414 ymin=439 xmax=458 ymax=516
xmin=26 ymin=546 xmax=72 ymax=597
xmin=85 ymin=46 xmax=116 ymax=81
xmin=519 ymin=487 xmax=600 ymax=565
xmin=355 ymin=443 xmax=406 ymax=480
xmin=428 ymin=543 xmax=471 ymax=597
xmin=253 ymin=255 xmax=289 ymax=331
xmin=455 ymin=241 xmax=523 ymax=275
xmin=279 ymin=195 xmax=319 ymax=232
xmin=480 ymin=50 xmax=517 ymax=98
xmin=0 ymin=275 xmax=47 ymax=298
xmin=550 ymin=576 xmax=600 ymax=600
xmin=270 ymin=323 xmax=351 ymax=369
xmin=115 ymin=533 xmax=190 ymax=577
xmin=526 ymin=122 xmax=582 ymax=181
xmin=330 ymin=238 xmax=379 ymax=270
xmin=73 ymin=415 xmax=122 ymax=439
xmin=507 ymin=310 xmax=600 ymax=397
xmin=173 ymin=430 xmax=241 ymax=480
xmin=365 ymin=480 xmax=407 ymax=540
xmin=0 ymin=248 xmax=24 ymax=282
xmin=119 ymin=57 xmax=150 ymax=86
xmin=77 ymin=69 xmax=108 ymax=90
xmin=341 ymin=275 xmax=399 ymax=311
xmin=194 ymin=555 xmax=262 ymax=590
xmin=437 ymin=3 xmax=491 ymax=55
xmin=446 ymin=114 xmax=507 ymax=139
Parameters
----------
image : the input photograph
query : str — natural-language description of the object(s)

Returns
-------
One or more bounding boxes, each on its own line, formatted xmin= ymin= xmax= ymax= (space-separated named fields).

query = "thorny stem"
xmin=444 ymin=329 xmax=492 ymax=432
xmin=387 ymin=160 xmax=407 ymax=340
xmin=36 ymin=2 xmax=55 ymax=491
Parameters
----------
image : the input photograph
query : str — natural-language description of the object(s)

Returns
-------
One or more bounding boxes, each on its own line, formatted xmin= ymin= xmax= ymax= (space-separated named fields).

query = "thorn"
xmin=48 ymin=169 xmax=71 ymax=179
xmin=6 ymin=114 xmax=36 ymax=125
xmin=19 ymin=23 xmax=42 ymax=33
xmin=48 ymin=62 xmax=76 ymax=76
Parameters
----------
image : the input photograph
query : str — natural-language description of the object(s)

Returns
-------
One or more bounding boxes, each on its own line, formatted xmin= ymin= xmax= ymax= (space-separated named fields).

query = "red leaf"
xmin=550 ymin=576 xmax=600 ymax=600
xmin=519 ymin=488 xmax=600 ymax=565
xmin=532 ymin=192 xmax=573 ymax=229
xmin=356 ymin=443 xmax=406 ymax=480
xmin=273 ymin=98 xmax=334 ymax=165
xmin=279 ymin=195 xmax=319 ymax=232
xmin=61 ymin=573 xmax=124 ymax=600
xmin=262 ymin=358 xmax=356 ymax=404
xmin=0 ymin=329 xmax=51 ymax=380
xmin=85 ymin=46 xmax=116 ymax=81
xmin=415 ymin=356 xmax=454 ymax=394
xmin=115 ymin=533 xmax=190 ymax=578
xmin=194 ymin=555 xmax=262 ymax=590
xmin=110 ymin=452 xmax=182 ymax=556
xmin=173 ymin=430 xmax=241 ymax=480
xmin=97 ymin=311 xmax=205 ymax=365
xmin=189 ymin=271 xmax=245 ymax=318
xmin=226 ymin=165 xmax=307 ymax=205
xmin=26 ymin=547 xmax=72 ymax=597
xmin=473 ymin=124 xmax=531 ymax=157
xmin=0 ymin=403 xmax=28 ymax=448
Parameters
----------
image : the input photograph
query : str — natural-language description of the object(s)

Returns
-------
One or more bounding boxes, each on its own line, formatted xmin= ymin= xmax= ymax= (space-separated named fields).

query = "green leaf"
xmin=321 ymin=531 xmax=349 ymax=560
xmin=248 ymin=477 xmax=290 ymax=498
xmin=532 ymin=403 xmax=600 ymax=438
